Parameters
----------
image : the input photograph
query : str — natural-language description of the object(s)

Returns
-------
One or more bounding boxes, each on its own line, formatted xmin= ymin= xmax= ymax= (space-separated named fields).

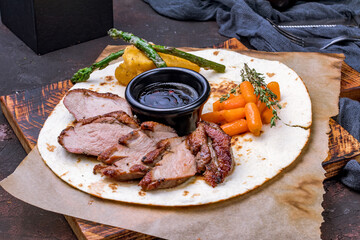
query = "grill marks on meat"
xmin=63 ymin=89 xmax=132 ymax=121
xmin=93 ymin=122 xmax=180 ymax=181
xmin=94 ymin=130 xmax=154 ymax=180
xmin=187 ymin=123 xmax=212 ymax=173
xmin=58 ymin=111 xmax=139 ymax=156
xmin=202 ymin=122 xmax=234 ymax=187
xmin=139 ymin=138 xmax=196 ymax=191
xmin=141 ymin=121 xmax=178 ymax=142
xmin=142 ymin=137 xmax=185 ymax=166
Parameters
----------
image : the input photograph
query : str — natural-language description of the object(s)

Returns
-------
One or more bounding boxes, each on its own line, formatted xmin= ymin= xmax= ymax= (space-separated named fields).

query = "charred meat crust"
xmin=202 ymin=121 xmax=234 ymax=187
xmin=141 ymin=137 xmax=185 ymax=166
xmin=66 ymin=88 xmax=123 ymax=99
xmin=93 ymin=164 xmax=148 ymax=181
xmin=139 ymin=172 xmax=190 ymax=191
xmin=187 ymin=122 xmax=212 ymax=173
xmin=78 ymin=111 xmax=139 ymax=129
xmin=141 ymin=121 xmax=176 ymax=133
xmin=94 ymin=130 xmax=154 ymax=181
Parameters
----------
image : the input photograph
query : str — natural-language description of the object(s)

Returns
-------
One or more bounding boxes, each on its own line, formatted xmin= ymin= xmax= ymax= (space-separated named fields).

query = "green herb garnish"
xmin=240 ymin=63 xmax=281 ymax=127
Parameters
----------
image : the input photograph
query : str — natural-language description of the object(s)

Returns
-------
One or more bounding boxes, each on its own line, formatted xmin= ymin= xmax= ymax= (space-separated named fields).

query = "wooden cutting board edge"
xmin=1 ymin=38 xmax=360 ymax=240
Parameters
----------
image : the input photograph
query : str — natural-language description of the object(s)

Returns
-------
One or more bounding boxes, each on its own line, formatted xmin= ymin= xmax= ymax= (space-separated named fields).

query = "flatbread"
xmin=37 ymin=49 xmax=311 ymax=206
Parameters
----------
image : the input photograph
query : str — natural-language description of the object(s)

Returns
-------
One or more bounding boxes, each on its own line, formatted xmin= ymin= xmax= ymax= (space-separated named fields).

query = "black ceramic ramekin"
xmin=125 ymin=67 xmax=210 ymax=136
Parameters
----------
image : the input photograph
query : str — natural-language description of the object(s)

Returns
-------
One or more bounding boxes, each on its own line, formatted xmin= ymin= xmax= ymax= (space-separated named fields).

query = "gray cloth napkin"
xmin=338 ymin=98 xmax=360 ymax=192
xmin=144 ymin=0 xmax=360 ymax=72
xmin=145 ymin=0 xmax=360 ymax=191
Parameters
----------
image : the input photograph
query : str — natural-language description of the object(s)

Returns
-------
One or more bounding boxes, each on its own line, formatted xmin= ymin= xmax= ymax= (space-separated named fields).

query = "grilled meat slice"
xmin=139 ymin=139 xmax=196 ymax=191
xmin=58 ymin=111 xmax=138 ymax=156
xmin=63 ymin=89 xmax=132 ymax=121
xmin=187 ymin=122 xmax=212 ymax=173
xmin=202 ymin=121 xmax=234 ymax=187
xmin=141 ymin=121 xmax=178 ymax=142
xmin=94 ymin=130 xmax=154 ymax=180
xmin=142 ymin=137 xmax=185 ymax=166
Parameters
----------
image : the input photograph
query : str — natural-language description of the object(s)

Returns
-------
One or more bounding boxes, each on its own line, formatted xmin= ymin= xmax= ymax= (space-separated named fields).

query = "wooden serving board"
xmin=1 ymin=38 xmax=360 ymax=239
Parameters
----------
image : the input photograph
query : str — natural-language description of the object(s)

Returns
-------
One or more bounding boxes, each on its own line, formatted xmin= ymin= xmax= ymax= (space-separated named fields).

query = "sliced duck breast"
xmin=139 ymin=138 xmax=196 ymax=191
xmin=63 ymin=89 xmax=132 ymax=120
xmin=58 ymin=111 xmax=138 ymax=156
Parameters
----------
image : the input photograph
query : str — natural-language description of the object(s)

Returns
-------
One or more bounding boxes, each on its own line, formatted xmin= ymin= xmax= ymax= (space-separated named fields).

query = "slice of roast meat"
xmin=142 ymin=137 xmax=185 ymax=166
xmin=58 ymin=111 xmax=138 ymax=156
xmin=139 ymin=138 xmax=196 ymax=191
xmin=63 ymin=89 xmax=132 ymax=121
xmin=94 ymin=130 xmax=155 ymax=180
xmin=187 ymin=122 xmax=212 ymax=173
xmin=202 ymin=121 xmax=234 ymax=187
xmin=141 ymin=121 xmax=178 ymax=142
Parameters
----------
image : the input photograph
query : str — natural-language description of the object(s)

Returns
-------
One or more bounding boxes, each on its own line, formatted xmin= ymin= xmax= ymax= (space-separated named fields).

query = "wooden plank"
xmin=322 ymin=118 xmax=360 ymax=178
xmin=1 ymin=38 xmax=360 ymax=239
xmin=340 ymin=63 xmax=360 ymax=101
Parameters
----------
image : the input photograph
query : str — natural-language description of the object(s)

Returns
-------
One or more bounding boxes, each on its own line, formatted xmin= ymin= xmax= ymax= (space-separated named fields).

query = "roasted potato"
xmin=115 ymin=46 xmax=200 ymax=86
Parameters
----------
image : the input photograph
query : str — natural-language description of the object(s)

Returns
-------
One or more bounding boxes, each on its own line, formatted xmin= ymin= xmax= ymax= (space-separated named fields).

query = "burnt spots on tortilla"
xmin=108 ymin=183 xmax=118 ymax=191
xmin=105 ymin=76 xmax=114 ymax=81
xmin=266 ymin=73 xmax=275 ymax=77
xmin=210 ymin=80 xmax=238 ymax=99
xmin=191 ymin=193 xmax=200 ymax=198
xmin=275 ymin=176 xmax=323 ymax=221
xmin=46 ymin=143 xmax=56 ymax=152
xmin=183 ymin=191 xmax=189 ymax=196
xmin=213 ymin=51 xmax=219 ymax=56
xmin=138 ymin=191 xmax=146 ymax=196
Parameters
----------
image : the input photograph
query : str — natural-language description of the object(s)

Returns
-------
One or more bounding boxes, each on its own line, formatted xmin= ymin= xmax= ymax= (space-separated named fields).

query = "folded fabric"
xmin=338 ymin=98 xmax=360 ymax=192
xmin=338 ymin=97 xmax=360 ymax=141
xmin=144 ymin=0 xmax=360 ymax=72
xmin=341 ymin=159 xmax=360 ymax=192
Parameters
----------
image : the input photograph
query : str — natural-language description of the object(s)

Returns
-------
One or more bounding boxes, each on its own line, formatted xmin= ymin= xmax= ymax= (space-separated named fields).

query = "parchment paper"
xmin=1 ymin=50 xmax=344 ymax=240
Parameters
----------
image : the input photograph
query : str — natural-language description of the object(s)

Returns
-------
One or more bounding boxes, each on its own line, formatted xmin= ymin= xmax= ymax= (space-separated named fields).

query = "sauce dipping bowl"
xmin=125 ymin=67 xmax=210 ymax=136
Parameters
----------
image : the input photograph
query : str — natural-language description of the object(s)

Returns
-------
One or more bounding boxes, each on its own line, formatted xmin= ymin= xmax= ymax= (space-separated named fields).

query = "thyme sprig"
xmin=219 ymin=87 xmax=238 ymax=103
xmin=218 ymin=63 xmax=281 ymax=126
xmin=240 ymin=63 xmax=281 ymax=127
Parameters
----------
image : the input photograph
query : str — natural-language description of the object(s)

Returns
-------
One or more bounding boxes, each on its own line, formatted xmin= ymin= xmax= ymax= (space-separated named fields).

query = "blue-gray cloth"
xmin=338 ymin=98 xmax=360 ymax=192
xmin=144 ymin=0 xmax=360 ymax=72
xmin=145 ymin=0 xmax=360 ymax=191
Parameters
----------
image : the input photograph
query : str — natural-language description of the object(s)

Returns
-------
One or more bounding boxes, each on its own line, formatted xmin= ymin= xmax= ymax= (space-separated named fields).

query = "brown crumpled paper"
xmin=1 ymin=50 xmax=344 ymax=240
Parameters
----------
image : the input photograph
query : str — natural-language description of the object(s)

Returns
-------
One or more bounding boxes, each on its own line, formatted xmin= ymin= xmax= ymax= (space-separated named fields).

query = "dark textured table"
xmin=0 ymin=0 xmax=358 ymax=239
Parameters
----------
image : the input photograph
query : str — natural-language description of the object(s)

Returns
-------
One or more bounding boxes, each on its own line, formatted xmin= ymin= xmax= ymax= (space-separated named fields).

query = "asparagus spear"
xmin=153 ymin=45 xmax=226 ymax=73
xmin=108 ymin=28 xmax=167 ymax=68
xmin=71 ymin=50 xmax=124 ymax=83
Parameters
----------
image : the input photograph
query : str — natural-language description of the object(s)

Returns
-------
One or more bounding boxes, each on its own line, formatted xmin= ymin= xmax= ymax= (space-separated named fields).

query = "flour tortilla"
xmin=37 ymin=49 xmax=311 ymax=206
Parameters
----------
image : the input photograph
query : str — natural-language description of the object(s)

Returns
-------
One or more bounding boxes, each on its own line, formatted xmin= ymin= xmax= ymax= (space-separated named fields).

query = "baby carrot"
xmin=240 ymin=81 xmax=257 ymax=103
xmin=256 ymin=99 xmax=267 ymax=113
xmin=267 ymin=81 xmax=281 ymax=100
xmin=213 ymin=94 xmax=236 ymax=111
xmin=221 ymin=119 xmax=248 ymax=136
xmin=222 ymin=95 xmax=246 ymax=110
xmin=213 ymin=100 xmax=222 ymax=111
xmin=245 ymin=102 xmax=262 ymax=136
xmin=201 ymin=110 xmax=225 ymax=124
xmin=223 ymin=108 xmax=245 ymax=122
xmin=262 ymin=107 xmax=274 ymax=124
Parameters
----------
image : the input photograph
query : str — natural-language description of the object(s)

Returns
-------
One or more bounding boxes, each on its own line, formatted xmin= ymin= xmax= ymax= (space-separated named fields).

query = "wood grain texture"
xmin=340 ymin=63 xmax=360 ymax=101
xmin=322 ymin=118 xmax=360 ymax=178
xmin=1 ymin=38 xmax=359 ymax=239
